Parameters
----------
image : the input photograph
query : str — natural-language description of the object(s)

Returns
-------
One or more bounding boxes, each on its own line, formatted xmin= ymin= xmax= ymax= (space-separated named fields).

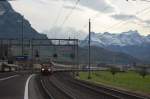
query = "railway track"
xmin=40 ymin=72 xmax=150 ymax=99
xmin=40 ymin=73 xmax=118 ymax=99
xmin=41 ymin=76 xmax=74 ymax=99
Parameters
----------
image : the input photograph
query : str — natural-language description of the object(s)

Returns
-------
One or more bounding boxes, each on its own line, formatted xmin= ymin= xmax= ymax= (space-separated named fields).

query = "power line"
xmin=80 ymin=6 xmax=112 ymax=31
xmin=52 ymin=1 xmax=65 ymax=28
xmin=49 ymin=1 xmax=66 ymax=38
xmin=141 ymin=0 xmax=150 ymax=2
xmin=79 ymin=1 xmax=150 ymax=34
xmin=82 ymin=0 xmax=150 ymax=32
xmin=103 ymin=5 xmax=150 ymax=31
xmin=60 ymin=0 xmax=80 ymax=27
xmin=127 ymin=0 xmax=150 ymax=2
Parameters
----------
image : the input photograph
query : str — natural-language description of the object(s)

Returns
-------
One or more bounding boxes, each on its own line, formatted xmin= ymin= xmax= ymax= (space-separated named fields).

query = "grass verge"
xmin=78 ymin=71 xmax=150 ymax=94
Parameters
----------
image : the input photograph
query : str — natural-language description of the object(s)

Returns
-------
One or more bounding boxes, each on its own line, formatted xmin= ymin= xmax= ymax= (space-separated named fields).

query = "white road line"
xmin=24 ymin=74 xmax=35 ymax=99
xmin=0 ymin=75 xmax=19 ymax=81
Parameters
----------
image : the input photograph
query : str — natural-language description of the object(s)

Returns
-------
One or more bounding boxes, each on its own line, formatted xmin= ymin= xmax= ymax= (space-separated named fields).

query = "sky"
xmin=9 ymin=0 xmax=150 ymax=39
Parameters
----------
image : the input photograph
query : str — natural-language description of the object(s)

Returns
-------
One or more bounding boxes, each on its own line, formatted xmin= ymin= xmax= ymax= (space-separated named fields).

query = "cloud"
xmin=63 ymin=5 xmax=84 ymax=11
xmin=45 ymin=27 xmax=86 ymax=39
xmin=140 ymin=20 xmax=150 ymax=28
xmin=144 ymin=20 xmax=150 ymax=24
xmin=63 ymin=0 xmax=115 ymax=13
xmin=111 ymin=14 xmax=150 ymax=28
xmin=111 ymin=14 xmax=140 ymax=21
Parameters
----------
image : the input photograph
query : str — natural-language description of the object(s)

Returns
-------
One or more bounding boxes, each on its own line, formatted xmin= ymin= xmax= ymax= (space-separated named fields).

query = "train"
xmin=41 ymin=63 xmax=53 ymax=75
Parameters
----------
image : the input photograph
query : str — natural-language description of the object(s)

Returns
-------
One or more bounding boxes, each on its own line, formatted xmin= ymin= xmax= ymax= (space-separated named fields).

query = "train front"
xmin=41 ymin=64 xmax=53 ymax=75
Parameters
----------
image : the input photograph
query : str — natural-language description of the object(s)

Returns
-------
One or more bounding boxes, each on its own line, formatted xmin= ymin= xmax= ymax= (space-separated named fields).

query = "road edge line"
xmin=24 ymin=74 xmax=35 ymax=99
xmin=0 ymin=75 xmax=19 ymax=81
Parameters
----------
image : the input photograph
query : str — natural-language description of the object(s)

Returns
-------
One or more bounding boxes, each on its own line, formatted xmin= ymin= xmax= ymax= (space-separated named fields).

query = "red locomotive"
xmin=41 ymin=61 xmax=53 ymax=75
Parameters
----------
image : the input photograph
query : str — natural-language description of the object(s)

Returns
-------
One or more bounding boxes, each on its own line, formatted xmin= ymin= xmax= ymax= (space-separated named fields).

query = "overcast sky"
xmin=9 ymin=0 xmax=150 ymax=39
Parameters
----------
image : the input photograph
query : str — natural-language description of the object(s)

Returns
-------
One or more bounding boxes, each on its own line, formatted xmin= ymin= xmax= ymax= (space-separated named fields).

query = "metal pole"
xmin=76 ymin=39 xmax=79 ymax=76
xmin=0 ymin=40 xmax=3 ymax=60
xmin=8 ymin=39 xmax=11 ymax=60
xmin=31 ymin=39 xmax=34 ymax=65
xmin=21 ymin=16 xmax=24 ymax=56
xmin=30 ymin=39 xmax=34 ymax=73
xmin=88 ymin=19 xmax=91 ymax=79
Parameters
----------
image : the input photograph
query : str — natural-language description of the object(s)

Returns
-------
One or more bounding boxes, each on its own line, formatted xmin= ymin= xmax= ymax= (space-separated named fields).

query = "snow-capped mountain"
xmin=80 ymin=30 xmax=150 ymax=63
xmin=80 ymin=30 xmax=150 ymax=47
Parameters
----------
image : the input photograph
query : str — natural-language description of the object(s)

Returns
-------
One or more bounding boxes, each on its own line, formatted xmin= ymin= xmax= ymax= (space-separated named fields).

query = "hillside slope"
xmin=0 ymin=1 xmax=47 ymax=39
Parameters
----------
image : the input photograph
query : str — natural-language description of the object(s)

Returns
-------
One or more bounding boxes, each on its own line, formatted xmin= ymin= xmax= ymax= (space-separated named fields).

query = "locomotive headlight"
xmin=42 ymin=68 xmax=45 ymax=71
xmin=48 ymin=68 xmax=51 ymax=71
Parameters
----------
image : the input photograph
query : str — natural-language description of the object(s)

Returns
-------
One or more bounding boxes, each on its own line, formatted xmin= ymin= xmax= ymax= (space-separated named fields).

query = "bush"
xmin=109 ymin=66 xmax=120 ymax=77
xmin=137 ymin=66 xmax=149 ymax=78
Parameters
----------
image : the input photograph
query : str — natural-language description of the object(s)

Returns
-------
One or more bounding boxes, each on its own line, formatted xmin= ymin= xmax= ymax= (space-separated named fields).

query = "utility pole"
xmin=21 ymin=16 xmax=24 ymax=56
xmin=88 ymin=19 xmax=91 ymax=79
xmin=76 ymin=39 xmax=79 ymax=76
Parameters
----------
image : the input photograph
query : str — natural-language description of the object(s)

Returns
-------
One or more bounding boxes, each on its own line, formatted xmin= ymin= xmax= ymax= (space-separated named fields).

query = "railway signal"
xmin=35 ymin=50 xmax=39 ymax=58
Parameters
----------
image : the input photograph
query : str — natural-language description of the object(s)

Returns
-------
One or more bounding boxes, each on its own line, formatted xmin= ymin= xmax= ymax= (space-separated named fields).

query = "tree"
xmin=109 ymin=66 xmax=120 ymax=78
xmin=138 ymin=66 xmax=148 ymax=78
xmin=53 ymin=53 xmax=58 ymax=58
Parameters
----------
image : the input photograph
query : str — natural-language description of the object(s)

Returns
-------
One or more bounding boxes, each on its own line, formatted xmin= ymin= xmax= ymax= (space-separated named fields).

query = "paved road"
xmin=0 ymin=72 xmax=28 ymax=99
xmin=28 ymin=74 xmax=50 ymax=99
xmin=0 ymin=72 xmax=18 ymax=79
xmin=0 ymin=72 xmax=48 ymax=99
xmin=0 ymin=72 xmax=149 ymax=99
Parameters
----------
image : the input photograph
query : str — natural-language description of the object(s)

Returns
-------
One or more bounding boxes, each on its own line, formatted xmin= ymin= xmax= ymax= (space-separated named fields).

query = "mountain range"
xmin=80 ymin=30 xmax=150 ymax=63
xmin=0 ymin=1 xmax=145 ymax=64
xmin=0 ymin=1 xmax=47 ymax=39
xmin=80 ymin=30 xmax=150 ymax=47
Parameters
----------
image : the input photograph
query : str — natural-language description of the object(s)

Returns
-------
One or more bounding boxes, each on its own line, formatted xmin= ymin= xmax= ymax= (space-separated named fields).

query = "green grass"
xmin=78 ymin=71 xmax=150 ymax=94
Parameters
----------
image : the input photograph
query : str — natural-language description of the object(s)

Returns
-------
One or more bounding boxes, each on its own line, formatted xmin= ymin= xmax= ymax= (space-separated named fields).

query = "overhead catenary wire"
xmin=60 ymin=0 xmax=80 ymax=28
xmin=137 ymin=0 xmax=150 ymax=2
xmin=127 ymin=0 xmax=150 ymax=2
xmin=48 ymin=0 xmax=80 ymax=39
xmin=141 ymin=0 xmax=150 ymax=2
xmin=103 ymin=5 xmax=150 ymax=31
xmin=57 ymin=0 xmax=81 ymax=39
xmin=80 ymin=5 xmax=113 ymax=31
xmin=49 ymin=1 xmax=66 ymax=38
xmin=81 ymin=0 xmax=150 ymax=32
xmin=51 ymin=1 xmax=66 ymax=28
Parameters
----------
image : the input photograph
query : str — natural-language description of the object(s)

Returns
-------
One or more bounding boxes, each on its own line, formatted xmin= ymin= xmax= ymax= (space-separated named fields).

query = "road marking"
xmin=24 ymin=74 xmax=35 ymax=99
xmin=0 ymin=75 xmax=19 ymax=81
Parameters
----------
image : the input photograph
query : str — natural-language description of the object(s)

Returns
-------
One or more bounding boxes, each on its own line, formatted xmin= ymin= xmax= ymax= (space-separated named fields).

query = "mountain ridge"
xmin=80 ymin=30 xmax=150 ymax=63
xmin=0 ymin=1 xmax=47 ymax=39
xmin=81 ymin=30 xmax=150 ymax=47
xmin=0 ymin=1 xmax=146 ymax=64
